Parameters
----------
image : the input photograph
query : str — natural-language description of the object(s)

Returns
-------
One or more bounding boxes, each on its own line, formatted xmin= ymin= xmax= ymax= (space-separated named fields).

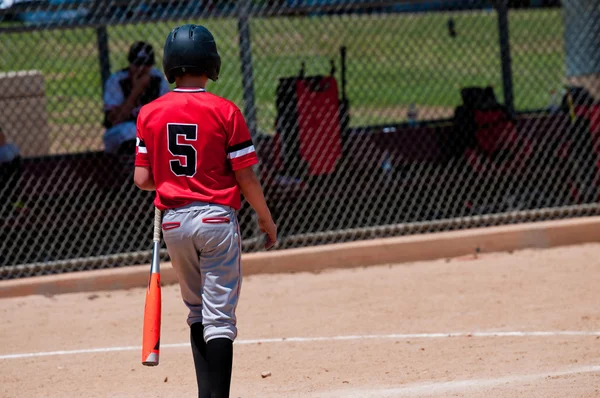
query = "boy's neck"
xmin=175 ymin=75 xmax=209 ymax=89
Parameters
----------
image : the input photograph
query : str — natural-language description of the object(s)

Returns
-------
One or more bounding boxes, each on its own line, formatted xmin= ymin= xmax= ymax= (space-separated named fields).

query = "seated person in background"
xmin=103 ymin=41 xmax=170 ymax=154
xmin=0 ymin=126 xmax=20 ymax=165
xmin=0 ymin=125 xmax=22 ymax=211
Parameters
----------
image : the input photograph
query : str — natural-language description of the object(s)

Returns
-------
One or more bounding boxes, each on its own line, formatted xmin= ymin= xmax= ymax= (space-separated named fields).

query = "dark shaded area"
xmin=3 ymin=85 xmax=598 ymax=270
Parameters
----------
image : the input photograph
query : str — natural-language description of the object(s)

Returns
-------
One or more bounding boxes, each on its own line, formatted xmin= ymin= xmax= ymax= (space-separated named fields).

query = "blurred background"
xmin=1 ymin=0 xmax=599 ymax=278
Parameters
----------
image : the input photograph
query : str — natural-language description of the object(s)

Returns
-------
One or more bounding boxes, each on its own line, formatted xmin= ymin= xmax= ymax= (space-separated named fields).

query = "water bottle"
xmin=407 ymin=104 xmax=418 ymax=127
xmin=548 ymin=89 xmax=561 ymax=113
xmin=381 ymin=151 xmax=392 ymax=174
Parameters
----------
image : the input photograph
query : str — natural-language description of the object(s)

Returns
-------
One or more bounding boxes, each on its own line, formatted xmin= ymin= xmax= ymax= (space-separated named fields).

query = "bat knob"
xmin=142 ymin=352 xmax=159 ymax=366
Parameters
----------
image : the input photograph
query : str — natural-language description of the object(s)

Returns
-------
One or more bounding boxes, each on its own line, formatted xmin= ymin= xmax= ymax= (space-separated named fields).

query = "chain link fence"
xmin=1 ymin=0 xmax=599 ymax=279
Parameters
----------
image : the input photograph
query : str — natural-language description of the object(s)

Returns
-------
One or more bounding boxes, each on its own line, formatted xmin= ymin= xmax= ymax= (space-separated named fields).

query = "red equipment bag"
xmin=276 ymin=74 xmax=343 ymax=178
xmin=296 ymin=76 xmax=342 ymax=176
xmin=473 ymin=108 xmax=517 ymax=157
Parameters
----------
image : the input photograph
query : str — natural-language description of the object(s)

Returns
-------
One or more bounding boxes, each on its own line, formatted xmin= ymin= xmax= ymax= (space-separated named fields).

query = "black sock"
xmin=206 ymin=337 xmax=233 ymax=398
xmin=190 ymin=323 xmax=211 ymax=398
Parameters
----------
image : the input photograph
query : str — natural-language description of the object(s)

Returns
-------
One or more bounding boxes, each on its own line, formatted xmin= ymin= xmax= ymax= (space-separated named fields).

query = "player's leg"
xmin=161 ymin=206 xmax=210 ymax=397
xmin=205 ymin=337 xmax=233 ymax=396
xmin=190 ymin=323 xmax=210 ymax=398
xmin=198 ymin=203 xmax=242 ymax=397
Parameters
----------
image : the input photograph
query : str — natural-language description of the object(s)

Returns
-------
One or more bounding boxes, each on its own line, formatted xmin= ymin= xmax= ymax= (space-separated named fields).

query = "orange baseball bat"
xmin=142 ymin=207 xmax=162 ymax=366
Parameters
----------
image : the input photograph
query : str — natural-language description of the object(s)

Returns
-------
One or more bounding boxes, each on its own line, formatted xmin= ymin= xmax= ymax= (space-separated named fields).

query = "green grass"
xmin=0 ymin=8 xmax=565 ymax=152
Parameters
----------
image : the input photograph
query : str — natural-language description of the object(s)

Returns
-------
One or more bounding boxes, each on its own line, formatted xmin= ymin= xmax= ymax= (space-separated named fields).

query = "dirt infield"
xmin=1 ymin=243 xmax=600 ymax=397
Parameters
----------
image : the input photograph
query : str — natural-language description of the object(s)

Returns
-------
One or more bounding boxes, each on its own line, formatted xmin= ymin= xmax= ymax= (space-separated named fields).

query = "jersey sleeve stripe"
xmin=136 ymin=137 xmax=148 ymax=153
xmin=227 ymin=145 xmax=255 ymax=159
xmin=227 ymin=140 xmax=253 ymax=153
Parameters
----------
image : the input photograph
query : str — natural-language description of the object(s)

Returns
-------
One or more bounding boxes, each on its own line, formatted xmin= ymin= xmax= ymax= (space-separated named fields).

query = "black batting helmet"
xmin=163 ymin=24 xmax=221 ymax=84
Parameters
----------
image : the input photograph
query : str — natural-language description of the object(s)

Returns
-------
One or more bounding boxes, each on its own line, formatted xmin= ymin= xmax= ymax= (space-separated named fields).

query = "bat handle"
xmin=154 ymin=207 xmax=162 ymax=243
xmin=151 ymin=207 xmax=162 ymax=274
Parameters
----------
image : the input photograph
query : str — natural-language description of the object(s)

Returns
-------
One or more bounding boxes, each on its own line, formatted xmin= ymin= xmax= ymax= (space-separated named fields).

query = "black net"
xmin=1 ymin=0 xmax=598 ymax=278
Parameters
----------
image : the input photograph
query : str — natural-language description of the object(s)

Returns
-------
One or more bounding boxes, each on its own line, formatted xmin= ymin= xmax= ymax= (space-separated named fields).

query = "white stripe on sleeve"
xmin=227 ymin=145 xmax=255 ymax=159
xmin=136 ymin=137 xmax=147 ymax=153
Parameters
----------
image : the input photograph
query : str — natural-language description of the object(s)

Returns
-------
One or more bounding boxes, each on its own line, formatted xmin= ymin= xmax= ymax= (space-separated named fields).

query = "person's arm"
xmin=106 ymin=68 xmax=151 ymax=127
xmin=134 ymin=166 xmax=155 ymax=191
xmin=227 ymin=109 xmax=277 ymax=248
xmin=234 ymin=166 xmax=271 ymax=219
xmin=106 ymin=85 xmax=147 ymax=126
xmin=234 ymin=166 xmax=277 ymax=248
xmin=107 ymin=94 xmax=142 ymax=127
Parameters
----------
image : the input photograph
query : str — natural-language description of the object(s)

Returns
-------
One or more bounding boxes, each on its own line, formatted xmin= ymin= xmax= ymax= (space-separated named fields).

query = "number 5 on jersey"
xmin=168 ymin=123 xmax=197 ymax=177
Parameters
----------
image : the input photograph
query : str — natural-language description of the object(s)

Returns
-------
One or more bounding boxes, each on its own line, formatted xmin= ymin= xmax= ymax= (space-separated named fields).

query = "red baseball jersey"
xmin=135 ymin=87 xmax=258 ymax=210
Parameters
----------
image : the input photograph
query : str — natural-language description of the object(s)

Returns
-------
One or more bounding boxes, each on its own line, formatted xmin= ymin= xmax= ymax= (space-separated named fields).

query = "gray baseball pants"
xmin=161 ymin=201 xmax=242 ymax=342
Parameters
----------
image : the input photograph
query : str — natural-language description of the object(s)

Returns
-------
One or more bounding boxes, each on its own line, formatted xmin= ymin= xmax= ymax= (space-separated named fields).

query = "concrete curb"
xmin=2 ymin=216 xmax=600 ymax=298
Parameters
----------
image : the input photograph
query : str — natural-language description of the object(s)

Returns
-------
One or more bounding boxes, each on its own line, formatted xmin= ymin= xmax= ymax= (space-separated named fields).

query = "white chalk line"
xmin=1 ymin=330 xmax=599 ymax=361
xmin=324 ymin=365 xmax=600 ymax=397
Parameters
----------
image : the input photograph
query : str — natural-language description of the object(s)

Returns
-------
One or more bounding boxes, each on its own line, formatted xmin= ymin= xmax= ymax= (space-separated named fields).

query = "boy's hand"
xmin=258 ymin=216 xmax=277 ymax=249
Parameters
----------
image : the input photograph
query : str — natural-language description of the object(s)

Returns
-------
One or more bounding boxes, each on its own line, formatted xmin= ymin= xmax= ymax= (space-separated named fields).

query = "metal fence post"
xmin=96 ymin=25 xmax=111 ymax=94
xmin=237 ymin=0 xmax=263 ymax=245
xmin=238 ymin=0 xmax=258 ymax=138
xmin=496 ymin=0 xmax=515 ymax=116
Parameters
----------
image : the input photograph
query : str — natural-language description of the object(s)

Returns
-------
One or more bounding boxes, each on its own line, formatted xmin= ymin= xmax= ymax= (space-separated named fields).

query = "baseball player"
xmin=133 ymin=24 xmax=277 ymax=397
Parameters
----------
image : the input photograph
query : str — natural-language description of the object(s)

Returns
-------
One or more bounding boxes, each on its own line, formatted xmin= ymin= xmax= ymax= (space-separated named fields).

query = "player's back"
xmin=136 ymin=88 xmax=255 ymax=211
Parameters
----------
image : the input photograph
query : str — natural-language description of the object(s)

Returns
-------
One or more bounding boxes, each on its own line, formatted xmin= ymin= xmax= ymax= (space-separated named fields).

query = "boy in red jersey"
xmin=133 ymin=24 xmax=277 ymax=398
